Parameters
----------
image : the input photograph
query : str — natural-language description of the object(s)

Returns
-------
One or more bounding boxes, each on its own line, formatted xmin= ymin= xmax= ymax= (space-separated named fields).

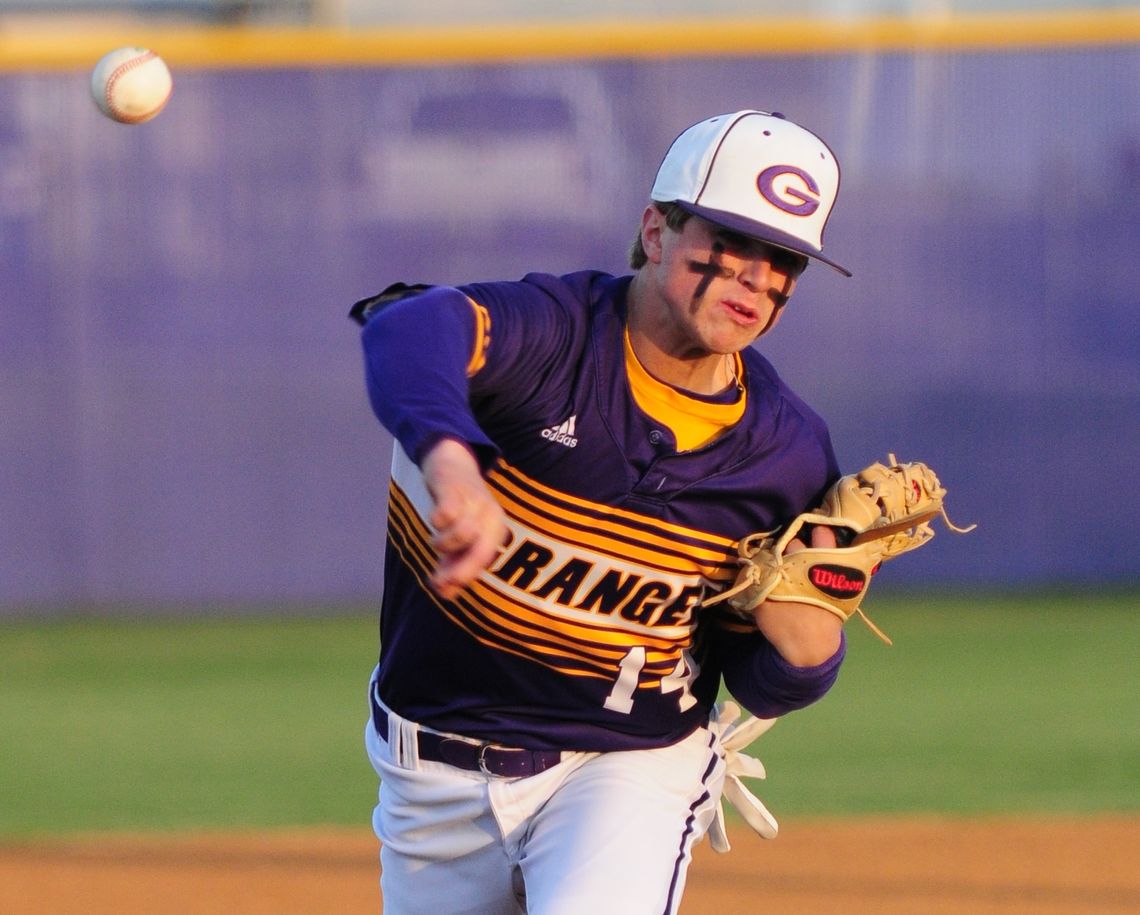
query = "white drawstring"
xmin=707 ymin=700 xmax=780 ymax=853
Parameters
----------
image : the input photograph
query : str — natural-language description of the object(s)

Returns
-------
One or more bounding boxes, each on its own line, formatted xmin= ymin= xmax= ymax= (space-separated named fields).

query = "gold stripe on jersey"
xmin=624 ymin=328 xmax=746 ymax=452
xmin=491 ymin=458 xmax=736 ymax=549
xmin=386 ymin=485 xmax=439 ymax=581
xmin=386 ymin=476 xmax=708 ymax=683
xmin=461 ymin=578 xmax=694 ymax=682
xmin=467 ymin=575 xmax=686 ymax=658
xmin=466 ymin=298 xmax=492 ymax=376
xmin=491 ymin=486 xmax=712 ymax=578
xmin=389 ymin=480 xmax=685 ymax=658
xmin=487 ymin=462 xmax=738 ymax=582
xmin=385 ymin=486 xmax=561 ymax=668
xmin=465 ymin=528 xmax=697 ymax=679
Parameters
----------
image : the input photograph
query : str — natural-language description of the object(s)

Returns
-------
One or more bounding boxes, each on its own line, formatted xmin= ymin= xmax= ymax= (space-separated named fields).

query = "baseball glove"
xmin=705 ymin=454 xmax=975 ymax=644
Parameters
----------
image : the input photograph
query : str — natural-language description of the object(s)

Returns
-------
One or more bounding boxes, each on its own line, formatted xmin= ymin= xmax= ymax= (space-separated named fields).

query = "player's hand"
xmin=420 ymin=437 xmax=509 ymax=600
xmin=752 ymin=525 xmax=844 ymax=667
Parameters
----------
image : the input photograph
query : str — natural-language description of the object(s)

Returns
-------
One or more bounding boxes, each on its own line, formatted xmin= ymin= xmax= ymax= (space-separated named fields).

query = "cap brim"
xmin=673 ymin=201 xmax=852 ymax=277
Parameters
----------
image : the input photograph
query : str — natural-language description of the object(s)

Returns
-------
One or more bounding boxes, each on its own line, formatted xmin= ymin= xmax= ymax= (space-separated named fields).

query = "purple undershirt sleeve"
xmin=359 ymin=287 xmax=499 ymax=470
xmin=718 ymin=629 xmax=846 ymax=719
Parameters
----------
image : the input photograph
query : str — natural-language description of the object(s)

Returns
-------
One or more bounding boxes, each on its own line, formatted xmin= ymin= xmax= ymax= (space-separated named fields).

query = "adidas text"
xmin=541 ymin=416 xmax=579 ymax=448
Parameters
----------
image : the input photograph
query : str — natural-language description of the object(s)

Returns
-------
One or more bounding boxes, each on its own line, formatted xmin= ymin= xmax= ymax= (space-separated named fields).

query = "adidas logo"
xmin=541 ymin=415 xmax=579 ymax=448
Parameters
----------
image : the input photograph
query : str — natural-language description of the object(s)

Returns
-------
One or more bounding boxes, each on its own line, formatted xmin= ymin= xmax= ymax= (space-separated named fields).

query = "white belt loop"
xmin=382 ymin=705 xmax=422 ymax=770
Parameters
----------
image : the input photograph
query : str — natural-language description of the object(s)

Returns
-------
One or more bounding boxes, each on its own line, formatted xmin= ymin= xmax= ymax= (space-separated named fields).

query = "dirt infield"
xmin=1 ymin=817 xmax=1136 ymax=914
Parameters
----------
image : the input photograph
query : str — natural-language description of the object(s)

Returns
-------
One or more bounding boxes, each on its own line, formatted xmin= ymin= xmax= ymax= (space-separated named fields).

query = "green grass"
xmin=0 ymin=592 xmax=1136 ymax=837
xmin=752 ymin=590 xmax=1140 ymax=816
xmin=0 ymin=613 xmax=379 ymax=837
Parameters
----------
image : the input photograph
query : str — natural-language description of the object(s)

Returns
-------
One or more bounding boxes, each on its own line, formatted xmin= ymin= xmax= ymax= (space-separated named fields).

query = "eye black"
xmin=715 ymin=233 xmax=808 ymax=275
xmin=772 ymin=250 xmax=809 ymax=276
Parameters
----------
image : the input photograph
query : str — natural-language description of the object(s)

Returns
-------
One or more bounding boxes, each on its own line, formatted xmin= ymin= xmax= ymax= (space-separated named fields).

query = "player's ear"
xmin=639 ymin=205 xmax=667 ymax=264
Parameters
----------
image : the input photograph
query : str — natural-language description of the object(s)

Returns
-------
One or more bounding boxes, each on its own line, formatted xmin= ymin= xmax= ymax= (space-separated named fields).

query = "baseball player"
xmin=353 ymin=110 xmax=851 ymax=914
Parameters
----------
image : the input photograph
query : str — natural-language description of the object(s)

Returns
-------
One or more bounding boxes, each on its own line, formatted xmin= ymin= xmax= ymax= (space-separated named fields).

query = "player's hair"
xmin=628 ymin=202 xmax=692 ymax=269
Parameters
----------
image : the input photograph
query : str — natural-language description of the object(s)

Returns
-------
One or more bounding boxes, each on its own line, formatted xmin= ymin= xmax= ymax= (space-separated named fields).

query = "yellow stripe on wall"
xmin=2 ymin=10 xmax=1139 ymax=71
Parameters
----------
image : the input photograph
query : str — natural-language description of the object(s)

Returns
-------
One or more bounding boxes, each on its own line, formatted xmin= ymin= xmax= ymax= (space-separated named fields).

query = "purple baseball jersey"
xmin=358 ymin=270 xmax=845 ymax=753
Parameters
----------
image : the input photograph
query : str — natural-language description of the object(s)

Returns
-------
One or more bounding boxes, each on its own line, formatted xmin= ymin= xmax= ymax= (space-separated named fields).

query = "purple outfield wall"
xmin=1 ymin=45 xmax=1137 ymax=613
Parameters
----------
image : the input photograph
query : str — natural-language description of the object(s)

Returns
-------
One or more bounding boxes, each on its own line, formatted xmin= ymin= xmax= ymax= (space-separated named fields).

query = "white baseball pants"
xmin=364 ymin=695 xmax=725 ymax=915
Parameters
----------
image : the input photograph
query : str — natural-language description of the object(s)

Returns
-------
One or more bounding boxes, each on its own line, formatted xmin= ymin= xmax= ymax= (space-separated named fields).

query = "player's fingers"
xmin=811 ymin=525 xmax=838 ymax=548
xmin=430 ymin=491 xmax=505 ymax=550
xmin=430 ymin=527 xmax=505 ymax=597
xmin=783 ymin=525 xmax=840 ymax=557
xmin=429 ymin=502 xmax=509 ymax=598
xmin=421 ymin=437 xmax=485 ymax=529
xmin=429 ymin=496 xmax=474 ymax=545
xmin=420 ymin=437 xmax=509 ymax=597
xmin=431 ymin=538 xmax=501 ymax=599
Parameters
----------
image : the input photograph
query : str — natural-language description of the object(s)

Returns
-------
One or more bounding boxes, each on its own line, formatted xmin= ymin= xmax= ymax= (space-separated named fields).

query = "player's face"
xmin=645 ymin=210 xmax=807 ymax=356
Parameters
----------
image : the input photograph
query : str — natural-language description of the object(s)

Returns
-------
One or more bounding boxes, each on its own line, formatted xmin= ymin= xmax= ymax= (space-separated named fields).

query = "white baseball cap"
xmin=650 ymin=110 xmax=850 ymax=276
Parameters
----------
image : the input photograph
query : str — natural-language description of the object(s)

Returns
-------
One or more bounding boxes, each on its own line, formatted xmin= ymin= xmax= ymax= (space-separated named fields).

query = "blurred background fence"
xmin=1 ymin=2 xmax=1138 ymax=615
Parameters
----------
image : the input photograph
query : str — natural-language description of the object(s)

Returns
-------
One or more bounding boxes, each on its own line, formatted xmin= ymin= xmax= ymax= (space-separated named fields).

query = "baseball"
xmin=90 ymin=47 xmax=173 ymax=124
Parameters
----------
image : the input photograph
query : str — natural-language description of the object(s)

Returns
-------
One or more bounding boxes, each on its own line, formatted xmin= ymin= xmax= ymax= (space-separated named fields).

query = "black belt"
xmin=372 ymin=694 xmax=564 ymax=778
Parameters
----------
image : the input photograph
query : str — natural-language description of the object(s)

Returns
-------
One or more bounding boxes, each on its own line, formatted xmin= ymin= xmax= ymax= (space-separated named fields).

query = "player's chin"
xmin=702 ymin=323 xmax=762 ymax=354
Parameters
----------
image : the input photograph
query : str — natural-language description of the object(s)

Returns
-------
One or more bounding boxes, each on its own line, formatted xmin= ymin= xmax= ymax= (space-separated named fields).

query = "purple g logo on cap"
xmin=649 ymin=110 xmax=851 ymax=275
xmin=757 ymin=165 xmax=821 ymax=217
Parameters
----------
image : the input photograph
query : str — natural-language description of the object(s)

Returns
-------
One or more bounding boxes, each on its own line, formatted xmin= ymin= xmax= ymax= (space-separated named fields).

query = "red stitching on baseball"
xmin=104 ymin=50 xmax=170 ymax=124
